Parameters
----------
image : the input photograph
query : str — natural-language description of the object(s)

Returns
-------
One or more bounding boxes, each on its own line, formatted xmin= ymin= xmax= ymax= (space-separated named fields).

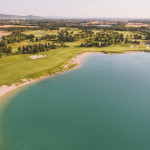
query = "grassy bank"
xmin=0 ymin=30 xmax=150 ymax=86
xmin=0 ymin=44 xmax=149 ymax=86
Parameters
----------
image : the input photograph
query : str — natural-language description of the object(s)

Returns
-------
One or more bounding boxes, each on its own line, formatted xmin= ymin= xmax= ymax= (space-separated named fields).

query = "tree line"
xmin=81 ymin=31 xmax=141 ymax=48
xmin=18 ymin=41 xmax=68 ymax=54
xmin=2 ymin=31 xmax=35 ymax=44
xmin=81 ymin=31 xmax=124 ymax=47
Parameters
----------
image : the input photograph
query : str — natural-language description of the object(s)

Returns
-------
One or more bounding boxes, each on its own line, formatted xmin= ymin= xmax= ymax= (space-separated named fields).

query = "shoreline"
xmin=0 ymin=51 xmax=143 ymax=100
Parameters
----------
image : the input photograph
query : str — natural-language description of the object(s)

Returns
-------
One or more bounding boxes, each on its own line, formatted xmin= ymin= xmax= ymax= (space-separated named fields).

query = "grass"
xmin=10 ymin=40 xmax=52 ymax=53
xmin=0 ymin=25 xmax=38 ymax=28
xmin=23 ymin=30 xmax=58 ymax=37
xmin=0 ymin=31 xmax=12 ymax=38
xmin=23 ymin=28 xmax=82 ymax=37
xmin=0 ymin=48 xmax=73 ymax=86
xmin=1 ymin=30 xmax=150 ymax=86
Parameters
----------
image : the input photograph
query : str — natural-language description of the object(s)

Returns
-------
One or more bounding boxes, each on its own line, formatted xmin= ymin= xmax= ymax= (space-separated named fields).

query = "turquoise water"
xmin=1 ymin=53 xmax=150 ymax=150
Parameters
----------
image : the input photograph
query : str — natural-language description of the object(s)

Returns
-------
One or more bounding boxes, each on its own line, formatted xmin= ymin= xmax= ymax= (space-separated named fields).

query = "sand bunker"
xmin=30 ymin=55 xmax=47 ymax=59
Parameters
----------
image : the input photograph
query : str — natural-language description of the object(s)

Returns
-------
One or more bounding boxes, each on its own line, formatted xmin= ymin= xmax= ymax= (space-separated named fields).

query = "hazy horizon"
xmin=0 ymin=0 xmax=150 ymax=18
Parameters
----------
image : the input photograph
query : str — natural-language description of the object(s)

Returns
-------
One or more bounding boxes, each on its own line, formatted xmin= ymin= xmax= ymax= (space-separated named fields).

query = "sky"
xmin=0 ymin=0 xmax=150 ymax=18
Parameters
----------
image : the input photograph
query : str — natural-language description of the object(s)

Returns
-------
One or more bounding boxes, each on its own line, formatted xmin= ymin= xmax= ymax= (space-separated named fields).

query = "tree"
xmin=125 ymin=38 xmax=128 ymax=44
xmin=0 ymin=40 xmax=7 ymax=47
xmin=30 ymin=38 xmax=34 ymax=42
xmin=36 ymin=37 xmax=39 ymax=42
xmin=7 ymin=46 xmax=12 ymax=55
xmin=0 ymin=47 xmax=3 ymax=58
xmin=18 ymin=47 xmax=22 ymax=54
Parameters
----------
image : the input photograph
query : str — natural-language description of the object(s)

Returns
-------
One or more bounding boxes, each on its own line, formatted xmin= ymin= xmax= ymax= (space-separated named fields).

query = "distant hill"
xmin=0 ymin=14 xmax=43 ymax=20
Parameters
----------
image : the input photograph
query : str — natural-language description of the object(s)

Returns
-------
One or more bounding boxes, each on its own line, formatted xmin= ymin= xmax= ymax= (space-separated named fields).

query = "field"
xmin=10 ymin=40 xmax=53 ymax=53
xmin=23 ymin=30 xmax=58 ymax=37
xmin=10 ymin=29 xmax=82 ymax=52
xmin=0 ymin=29 xmax=150 ymax=86
xmin=126 ymin=23 xmax=149 ymax=27
xmin=0 ymin=25 xmax=38 ymax=28
xmin=0 ymin=31 xmax=11 ymax=38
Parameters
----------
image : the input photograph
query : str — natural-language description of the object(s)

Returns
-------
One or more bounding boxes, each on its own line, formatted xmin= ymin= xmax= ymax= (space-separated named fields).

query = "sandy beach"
xmin=71 ymin=52 xmax=102 ymax=64
xmin=0 ymin=80 xmax=32 ymax=98
xmin=0 ymin=52 xmax=103 ymax=99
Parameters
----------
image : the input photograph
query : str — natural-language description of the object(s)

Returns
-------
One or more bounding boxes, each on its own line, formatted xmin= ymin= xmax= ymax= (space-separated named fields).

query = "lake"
xmin=1 ymin=53 xmax=150 ymax=150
